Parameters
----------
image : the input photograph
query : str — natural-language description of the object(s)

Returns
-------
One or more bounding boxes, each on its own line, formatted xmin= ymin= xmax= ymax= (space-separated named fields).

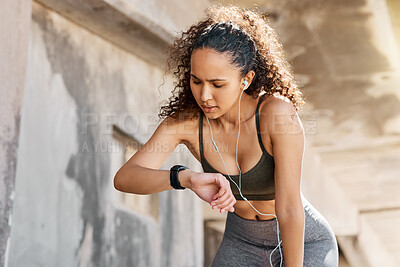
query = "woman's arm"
xmin=114 ymin=163 xmax=193 ymax=194
xmin=262 ymin=97 xmax=305 ymax=267
xmin=114 ymin=116 xmax=185 ymax=194
xmin=113 ymin=116 xmax=236 ymax=212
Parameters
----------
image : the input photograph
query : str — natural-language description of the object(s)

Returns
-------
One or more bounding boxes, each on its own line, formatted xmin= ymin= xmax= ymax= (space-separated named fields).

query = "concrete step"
xmin=320 ymin=142 xmax=400 ymax=212
xmin=359 ymin=209 xmax=400 ymax=266
xmin=313 ymin=141 xmax=400 ymax=266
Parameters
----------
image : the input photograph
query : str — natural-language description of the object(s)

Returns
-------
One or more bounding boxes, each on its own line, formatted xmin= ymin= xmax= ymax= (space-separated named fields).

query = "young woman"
xmin=114 ymin=5 xmax=339 ymax=267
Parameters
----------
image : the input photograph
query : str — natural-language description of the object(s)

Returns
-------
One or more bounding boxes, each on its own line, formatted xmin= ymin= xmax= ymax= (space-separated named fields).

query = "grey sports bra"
xmin=199 ymin=94 xmax=275 ymax=201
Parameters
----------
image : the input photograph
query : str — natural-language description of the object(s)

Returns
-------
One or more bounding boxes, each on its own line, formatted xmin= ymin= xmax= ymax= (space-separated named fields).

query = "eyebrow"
xmin=190 ymin=74 xmax=227 ymax=82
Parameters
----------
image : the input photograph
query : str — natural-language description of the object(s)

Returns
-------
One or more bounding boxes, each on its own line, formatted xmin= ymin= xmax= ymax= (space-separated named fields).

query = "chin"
xmin=204 ymin=111 xmax=224 ymax=120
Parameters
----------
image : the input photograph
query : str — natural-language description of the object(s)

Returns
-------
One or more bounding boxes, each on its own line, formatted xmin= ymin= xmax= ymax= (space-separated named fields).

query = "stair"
xmin=303 ymin=139 xmax=400 ymax=267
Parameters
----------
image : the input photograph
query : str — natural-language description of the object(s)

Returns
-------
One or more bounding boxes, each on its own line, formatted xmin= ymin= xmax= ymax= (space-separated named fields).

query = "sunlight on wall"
xmin=387 ymin=0 xmax=400 ymax=64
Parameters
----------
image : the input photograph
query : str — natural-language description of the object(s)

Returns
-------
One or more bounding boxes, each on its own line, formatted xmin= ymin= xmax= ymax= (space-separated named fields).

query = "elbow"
xmin=276 ymin=205 xmax=305 ymax=221
xmin=113 ymin=168 xmax=142 ymax=194
xmin=277 ymin=208 xmax=304 ymax=218
xmin=113 ymin=170 xmax=124 ymax=192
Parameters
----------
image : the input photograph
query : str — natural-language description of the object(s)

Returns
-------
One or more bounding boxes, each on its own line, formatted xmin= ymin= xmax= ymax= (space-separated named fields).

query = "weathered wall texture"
xmin=6 ymin=1 xmax=209 ymax=266
xmin=123 ymin=0 xmax=210 ymax=33
xmin=0 ymin=0 xmax=32 ymax=266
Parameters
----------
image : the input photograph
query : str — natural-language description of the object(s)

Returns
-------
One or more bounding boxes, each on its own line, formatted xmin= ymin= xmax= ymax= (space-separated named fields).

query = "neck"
xmin=213 ymin=93 xmax=258 ymax=132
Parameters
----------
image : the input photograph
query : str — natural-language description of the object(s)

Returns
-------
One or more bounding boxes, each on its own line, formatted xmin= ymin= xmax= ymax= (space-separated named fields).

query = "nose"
xmin=200 ymin=85 xmax=213 ymax=102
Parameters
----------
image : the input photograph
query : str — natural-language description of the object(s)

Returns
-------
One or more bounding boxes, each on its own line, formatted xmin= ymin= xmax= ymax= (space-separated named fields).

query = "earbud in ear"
xmin=243 ymin=80 xmax=249 ymax=90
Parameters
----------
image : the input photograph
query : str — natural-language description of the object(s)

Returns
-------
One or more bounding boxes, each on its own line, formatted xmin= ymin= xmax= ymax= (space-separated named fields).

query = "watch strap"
xmin=170 ymin=165 xmax=188 ymax=190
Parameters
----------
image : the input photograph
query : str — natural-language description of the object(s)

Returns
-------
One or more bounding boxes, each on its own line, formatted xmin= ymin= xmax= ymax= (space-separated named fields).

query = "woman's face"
xmin=190 ymin=48 xmax=243 ymax=118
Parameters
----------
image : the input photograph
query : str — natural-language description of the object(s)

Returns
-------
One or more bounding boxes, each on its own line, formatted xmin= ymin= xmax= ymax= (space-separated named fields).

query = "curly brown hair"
xmin=158 ymin=5 xmax=305 ymax=121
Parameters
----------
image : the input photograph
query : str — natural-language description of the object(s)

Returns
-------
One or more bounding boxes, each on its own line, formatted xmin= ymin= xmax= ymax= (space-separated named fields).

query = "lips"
xmin=202 ymin=105 xmax=217 ymax=112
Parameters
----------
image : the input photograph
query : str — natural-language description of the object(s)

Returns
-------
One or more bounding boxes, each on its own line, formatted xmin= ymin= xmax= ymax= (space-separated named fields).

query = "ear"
xmin=242 ymin=70 xmax=256 ymax=88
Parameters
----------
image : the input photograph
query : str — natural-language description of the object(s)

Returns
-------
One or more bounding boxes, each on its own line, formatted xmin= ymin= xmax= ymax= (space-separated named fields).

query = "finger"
xmin=213 ymin=175 xmax=230 ymax=200
xmin=212 ymin=191 xmax=231 ymax=207
xmin=214 ymin=188 xmax=224 ymax=200
xmin=213 ymin=186 xmax=226 ymax=201
xmin=211 ymin=189 xmax=230 ymax=206
xmin=225 ymin=198 xmax=237 ymax=212
xmin=215 ymin=194 xmax=234 ymax=211
xmin=221 ymin=204 xmax=235 ymax=213
xmin=220 ymin=198 xmax=236 ymax=213
xmin=214 ymin=174 xmax=229 ymax=191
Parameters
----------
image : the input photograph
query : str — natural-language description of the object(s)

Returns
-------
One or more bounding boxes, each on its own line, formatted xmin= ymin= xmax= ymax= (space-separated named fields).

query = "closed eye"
xmin=192 ymin=80 xmax=223 ymax=88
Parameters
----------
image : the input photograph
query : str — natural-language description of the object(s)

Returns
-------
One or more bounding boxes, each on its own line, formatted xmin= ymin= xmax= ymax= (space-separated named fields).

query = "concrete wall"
xmin=123 ymin=0 xmax=210 ymax=33
xmin=0 ymin=1 xmax=32 ymax=266
xmin=4 ymin=0 xmax=209 ymax=266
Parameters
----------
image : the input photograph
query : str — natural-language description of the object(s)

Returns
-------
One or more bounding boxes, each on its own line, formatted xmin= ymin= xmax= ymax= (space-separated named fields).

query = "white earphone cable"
xmin=205 ymin=85 xmax=283 ymax=267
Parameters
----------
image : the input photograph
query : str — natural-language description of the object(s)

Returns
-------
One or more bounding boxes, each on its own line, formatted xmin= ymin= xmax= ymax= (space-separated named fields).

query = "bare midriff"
xmin=233 ymin=199 xmax=276 ymax=221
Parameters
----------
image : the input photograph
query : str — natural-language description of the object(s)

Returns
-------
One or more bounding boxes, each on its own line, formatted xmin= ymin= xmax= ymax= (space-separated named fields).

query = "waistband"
xmin=225 ymin=211 xmax=280 ymax=247
xmin=224 ymin=193 xmax=310 ymax=247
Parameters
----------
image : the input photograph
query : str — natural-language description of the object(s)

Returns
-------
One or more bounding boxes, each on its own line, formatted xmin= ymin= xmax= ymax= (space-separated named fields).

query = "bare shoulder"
xmin=164 ymin=112 xmax=201 ymax=161
xmin=259 ymin=94 xmax=303 ymax=137
xmin=159 ymin=114 xmax=196 ymax=144
xmin=260 ymin=94 xmax=297 ymax=116
xmin=161 ymin=112 xmax=200 ymax=144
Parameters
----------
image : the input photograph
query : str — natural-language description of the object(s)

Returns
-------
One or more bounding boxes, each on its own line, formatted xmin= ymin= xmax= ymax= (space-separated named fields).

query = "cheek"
xmin=190 ymin=86 xmax=202 ymax=105
xmin=189 ymin=84 xmax=198 ymax=99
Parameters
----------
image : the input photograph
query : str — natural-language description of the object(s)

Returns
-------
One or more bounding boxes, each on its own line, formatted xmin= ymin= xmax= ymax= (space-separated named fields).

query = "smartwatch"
xmin=170 ymin=165 xmax=189 ymax=190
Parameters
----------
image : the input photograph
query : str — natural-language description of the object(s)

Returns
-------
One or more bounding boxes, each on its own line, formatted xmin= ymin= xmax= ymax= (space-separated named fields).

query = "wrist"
xmin=179 ymin=169 xmax=193 ymax=189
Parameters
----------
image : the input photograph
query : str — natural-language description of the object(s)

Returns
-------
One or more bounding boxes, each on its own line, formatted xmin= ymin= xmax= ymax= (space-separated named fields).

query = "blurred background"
xmin=1 ymin=0 xmax=400 ymax=266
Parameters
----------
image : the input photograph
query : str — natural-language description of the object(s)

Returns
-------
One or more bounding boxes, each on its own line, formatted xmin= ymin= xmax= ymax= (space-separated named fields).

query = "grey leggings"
xmin=211 ymin=195 xmax=339 ymax=266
